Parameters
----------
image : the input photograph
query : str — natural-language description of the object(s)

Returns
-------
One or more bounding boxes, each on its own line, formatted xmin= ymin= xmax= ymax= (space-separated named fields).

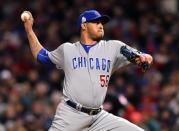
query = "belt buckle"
xmin=76 ymin=103 xmax=82 ymax=111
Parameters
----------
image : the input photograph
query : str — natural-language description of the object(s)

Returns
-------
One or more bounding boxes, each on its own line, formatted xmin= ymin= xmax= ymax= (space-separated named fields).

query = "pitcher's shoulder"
xmin=63 ymin=41 xmax=79 ymax=48
xmin=100 ymin=40 xmax=125 ymax=47
xmin=63 ymin=42 xmax=74 ymax=46
xmin=99 ymin=40 xmax=109 ymax=46
xmin=105 ymin=40 xmax=125 ymax=45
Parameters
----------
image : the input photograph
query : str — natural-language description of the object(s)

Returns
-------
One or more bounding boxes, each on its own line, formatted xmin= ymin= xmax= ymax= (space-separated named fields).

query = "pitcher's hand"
xmin=21 ymin=11 xmax=34 ymax=32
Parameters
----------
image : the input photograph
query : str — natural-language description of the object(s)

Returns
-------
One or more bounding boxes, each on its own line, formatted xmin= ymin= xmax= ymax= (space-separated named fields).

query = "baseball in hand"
xmin=21 ymin=12 xmax=30 ymax=22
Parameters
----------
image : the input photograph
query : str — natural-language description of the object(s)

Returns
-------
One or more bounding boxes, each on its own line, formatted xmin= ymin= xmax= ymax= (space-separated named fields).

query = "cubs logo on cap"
xmin=77 ymin=10 xmax=110 ymax=30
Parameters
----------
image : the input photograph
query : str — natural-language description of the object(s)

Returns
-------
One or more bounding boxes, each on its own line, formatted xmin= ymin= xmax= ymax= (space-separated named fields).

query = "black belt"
xmin=66 ymin=100 xmax=102 ymax=115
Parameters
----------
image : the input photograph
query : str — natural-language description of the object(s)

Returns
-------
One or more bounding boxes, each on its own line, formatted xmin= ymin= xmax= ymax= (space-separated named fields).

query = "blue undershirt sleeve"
xmin=37 ymin=48 xmax=54 ymax=66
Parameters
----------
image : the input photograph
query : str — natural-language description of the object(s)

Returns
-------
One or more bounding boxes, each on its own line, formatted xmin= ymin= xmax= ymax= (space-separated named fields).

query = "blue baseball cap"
xmin=77 ymin=10 xmax=110 ymax=30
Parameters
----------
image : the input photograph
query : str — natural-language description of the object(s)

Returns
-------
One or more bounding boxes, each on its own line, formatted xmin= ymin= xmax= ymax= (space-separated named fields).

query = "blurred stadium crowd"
xmin=0 ymin=0 xmax=179 ymax=131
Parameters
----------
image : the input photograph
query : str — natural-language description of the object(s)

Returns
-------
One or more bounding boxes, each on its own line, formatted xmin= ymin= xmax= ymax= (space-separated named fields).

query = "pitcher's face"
xmin=85 ymin=21 xmax=104 ymax=41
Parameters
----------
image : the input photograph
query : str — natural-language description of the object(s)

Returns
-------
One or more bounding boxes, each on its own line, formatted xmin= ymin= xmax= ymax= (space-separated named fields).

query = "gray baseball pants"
xmin=48 ymin=100 xmax=144 ymax=131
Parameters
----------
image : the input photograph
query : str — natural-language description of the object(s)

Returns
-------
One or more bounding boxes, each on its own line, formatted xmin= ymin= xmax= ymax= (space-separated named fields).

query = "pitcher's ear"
xmin=81 ymin=23 xmax=86 ymax=30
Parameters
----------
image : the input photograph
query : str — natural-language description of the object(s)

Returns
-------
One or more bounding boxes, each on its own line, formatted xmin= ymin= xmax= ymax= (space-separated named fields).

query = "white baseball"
xmin=21 ymin=12 xmax=30 ymax=21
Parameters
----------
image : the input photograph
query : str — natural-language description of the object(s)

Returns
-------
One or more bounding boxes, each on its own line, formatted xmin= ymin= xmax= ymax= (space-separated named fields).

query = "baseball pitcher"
xmin=21 ymin=10 xmax=153 ymax=131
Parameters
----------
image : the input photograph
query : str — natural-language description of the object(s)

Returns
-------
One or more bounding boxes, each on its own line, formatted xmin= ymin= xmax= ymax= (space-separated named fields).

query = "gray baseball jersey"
xmin=48 ymin=40 xmax=139 ymax=108
xmin=48 ymin=40 xmax=144 ymax=131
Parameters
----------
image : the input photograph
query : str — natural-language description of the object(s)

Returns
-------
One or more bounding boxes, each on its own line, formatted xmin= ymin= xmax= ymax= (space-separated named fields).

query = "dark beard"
xmin=92 ymin=35 xmax=103 ymax=41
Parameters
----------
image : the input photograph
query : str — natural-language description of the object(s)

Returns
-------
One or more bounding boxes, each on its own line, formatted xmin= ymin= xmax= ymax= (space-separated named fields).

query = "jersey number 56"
xmin=100 ymin=75 xmax=109 ymax=87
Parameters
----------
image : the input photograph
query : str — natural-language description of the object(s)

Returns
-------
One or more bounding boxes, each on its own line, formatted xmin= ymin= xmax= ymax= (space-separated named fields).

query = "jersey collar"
xmin=80 ymin=41 xmax=98 ymax=53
